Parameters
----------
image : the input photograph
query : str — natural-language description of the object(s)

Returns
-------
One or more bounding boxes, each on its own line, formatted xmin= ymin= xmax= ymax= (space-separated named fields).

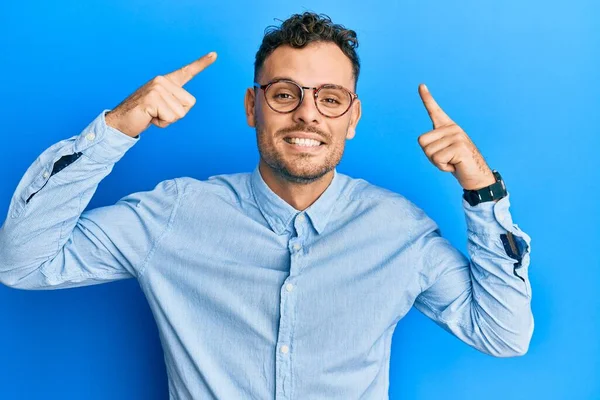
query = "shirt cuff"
xmin=73 ymin=109 xmax=139 ymax=164
xmin=462 ymin=192 xmax=520 ymax=235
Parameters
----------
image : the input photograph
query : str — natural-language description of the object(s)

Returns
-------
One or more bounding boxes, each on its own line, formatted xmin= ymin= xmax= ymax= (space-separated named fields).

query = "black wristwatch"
xmin=462 ymin=170 xmax=507 ymax=206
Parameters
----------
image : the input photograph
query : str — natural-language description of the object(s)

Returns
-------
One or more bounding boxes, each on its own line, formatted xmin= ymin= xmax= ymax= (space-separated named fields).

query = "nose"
xmin=292 ymin=88 xmax=321 ymax=125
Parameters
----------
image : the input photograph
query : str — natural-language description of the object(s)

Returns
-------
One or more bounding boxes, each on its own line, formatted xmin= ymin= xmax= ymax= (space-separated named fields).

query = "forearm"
xmin=414 ymin=193 xmax=533 ymax=357
xmin=463 ymin=194 xmax=533 ymax=354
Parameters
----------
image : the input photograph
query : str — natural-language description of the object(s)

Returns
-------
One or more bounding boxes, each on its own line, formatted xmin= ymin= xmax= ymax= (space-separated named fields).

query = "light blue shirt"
xmin=0 ymin=110 xmax=533 ymax=399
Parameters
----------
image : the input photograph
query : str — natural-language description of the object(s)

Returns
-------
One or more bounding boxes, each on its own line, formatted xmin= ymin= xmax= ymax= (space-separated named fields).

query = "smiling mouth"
xmin=283 ymin=137 xmax=325 ymax=147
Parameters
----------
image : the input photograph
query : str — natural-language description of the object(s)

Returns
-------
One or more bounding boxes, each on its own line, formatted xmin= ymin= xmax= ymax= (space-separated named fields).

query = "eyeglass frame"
xmin=253 ymin=78 xmax=359 ymax=119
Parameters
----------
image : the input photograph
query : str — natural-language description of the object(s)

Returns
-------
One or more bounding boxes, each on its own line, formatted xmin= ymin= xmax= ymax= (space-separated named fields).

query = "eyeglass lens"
xmin=265 ymin=81 xmax=352 ymax=117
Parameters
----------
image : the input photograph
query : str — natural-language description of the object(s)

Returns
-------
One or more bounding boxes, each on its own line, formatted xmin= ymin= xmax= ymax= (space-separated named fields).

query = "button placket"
xmin=274 ymin=213 xmax=308 ymax=399
xmin=275 ymin=279 xmax=293 ymax=398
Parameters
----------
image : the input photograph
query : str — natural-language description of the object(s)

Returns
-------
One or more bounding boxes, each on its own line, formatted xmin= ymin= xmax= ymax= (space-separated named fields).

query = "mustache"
xmin=277 ymin=124 xmax=328 ymax=141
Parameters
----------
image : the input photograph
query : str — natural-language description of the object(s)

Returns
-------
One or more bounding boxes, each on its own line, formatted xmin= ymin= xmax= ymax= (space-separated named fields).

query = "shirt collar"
xmin=250 ymin=165 xmax=344 ymax=235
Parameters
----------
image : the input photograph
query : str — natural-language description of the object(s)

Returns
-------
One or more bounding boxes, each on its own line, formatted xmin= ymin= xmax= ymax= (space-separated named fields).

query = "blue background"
xmin=1 ymin=1 xmax=598 ymax=399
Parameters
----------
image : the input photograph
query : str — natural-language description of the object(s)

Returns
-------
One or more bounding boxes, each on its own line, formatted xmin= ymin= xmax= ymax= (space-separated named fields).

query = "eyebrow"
xmin=269 ymin=76 xmax=295 ymax=82
xmin=266 ymin=76 xmax=342 ymax=88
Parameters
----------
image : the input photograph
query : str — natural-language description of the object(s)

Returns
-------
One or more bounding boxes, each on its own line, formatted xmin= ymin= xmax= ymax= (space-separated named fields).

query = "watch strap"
xmin=462 ymin=170 xmax=507 ymax=206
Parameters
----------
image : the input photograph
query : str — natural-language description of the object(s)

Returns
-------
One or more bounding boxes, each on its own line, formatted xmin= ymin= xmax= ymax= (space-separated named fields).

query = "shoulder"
xmin=172 ymin=172 xmax=252 ymax=206
xmin=339 ymin=172 xmax=425 ymax=216
xmin=338 ymin=172 xmax=437 ymax=233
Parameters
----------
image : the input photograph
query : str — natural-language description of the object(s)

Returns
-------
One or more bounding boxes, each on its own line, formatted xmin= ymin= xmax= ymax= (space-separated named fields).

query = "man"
xmin=0 ymin=11 xmax=532 ymax=400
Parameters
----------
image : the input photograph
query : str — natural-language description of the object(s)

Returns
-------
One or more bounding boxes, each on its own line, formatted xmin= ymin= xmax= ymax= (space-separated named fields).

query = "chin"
xmin=278 ymin=162 xmax=333 ymax=184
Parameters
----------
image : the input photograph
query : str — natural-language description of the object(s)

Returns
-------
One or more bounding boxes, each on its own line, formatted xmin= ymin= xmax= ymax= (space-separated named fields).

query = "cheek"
xmin=260 ymin=115 xmax=292 ymax=140
xmin=330 ymin=122 xmax=350 ymax=143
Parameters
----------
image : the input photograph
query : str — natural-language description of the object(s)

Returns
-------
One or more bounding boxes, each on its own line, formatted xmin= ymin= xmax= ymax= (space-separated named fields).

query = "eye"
xmin=274 ymin=93 xmax=295 ymax=99
xmin=322 ymin=97 xmax=340 ymax=104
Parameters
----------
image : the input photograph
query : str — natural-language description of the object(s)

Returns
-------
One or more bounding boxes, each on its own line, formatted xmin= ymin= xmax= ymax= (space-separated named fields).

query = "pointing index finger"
xmin=418 ymin=83 xmax=454 ymax=128
xmin=165 ymin=52 xmax=218 ymax=87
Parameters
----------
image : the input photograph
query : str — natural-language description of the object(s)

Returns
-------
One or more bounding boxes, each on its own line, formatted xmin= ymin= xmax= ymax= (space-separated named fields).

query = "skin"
xmin=417 ymin=83 xmax=497 ymax=192
xmin=105 ymin=52 xmax=218 ymax=137
xmin=244 ymin=42 xmax=362 ymax=211
xmin=106 ymin=44 xmax=497 ymax=211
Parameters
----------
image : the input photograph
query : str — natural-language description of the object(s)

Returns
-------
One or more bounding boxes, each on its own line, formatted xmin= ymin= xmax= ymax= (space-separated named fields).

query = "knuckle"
xmin=174 ymin=107 xmax=186 ymax=119
xmin=180 ymin=65 xmax=190 ymax=77
xmin=451 ymin=133 xmax=465 ymax=144
xmin=451 ymin=133 xmax=463 ymax=144
xmin=164 ymin=111 xmax=177 ymax=123
xmin=146 ymin=90 xmax=161 ymax=103
xmin=153 ymin=75 xmax=166 ymax=84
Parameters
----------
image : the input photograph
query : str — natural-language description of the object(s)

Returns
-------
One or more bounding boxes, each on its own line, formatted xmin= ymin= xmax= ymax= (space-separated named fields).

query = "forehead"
xmin=259 ymin=42 xmax=354 ymax=89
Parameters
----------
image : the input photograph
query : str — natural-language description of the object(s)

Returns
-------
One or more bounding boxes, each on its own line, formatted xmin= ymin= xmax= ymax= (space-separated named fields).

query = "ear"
xmin=245 ymin=87 xmax=256 ymax=127
xmin=345 ymin=98 xmax=362 ymax=140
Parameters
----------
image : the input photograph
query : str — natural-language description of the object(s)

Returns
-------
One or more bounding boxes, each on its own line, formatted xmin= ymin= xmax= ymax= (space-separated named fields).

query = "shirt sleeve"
xmin=411 ymin=193 xmax=533 ymax=357
xmin=0 ymin=110 xmax=178 ymax=290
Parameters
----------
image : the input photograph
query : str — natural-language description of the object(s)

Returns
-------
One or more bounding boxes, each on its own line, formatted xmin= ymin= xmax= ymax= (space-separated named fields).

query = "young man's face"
xmin=245 ymin=42 xmax=362 ymax=184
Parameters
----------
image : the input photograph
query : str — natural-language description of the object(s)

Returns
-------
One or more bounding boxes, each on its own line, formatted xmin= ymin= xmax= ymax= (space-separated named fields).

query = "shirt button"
xmin=285 ymin=283 xmax=294 ymax=292
xmin=297 ymin=214 xmax=305 ymax=223
xmin=42 ymin=172 xmax=49 ymax=179
xmin=280 ymin=345 xmax=289 ymax=354
xmin=293 ymin=243 xmax=301 ymax=251
xmin=85 ymin=132 xmax=96 ymax=141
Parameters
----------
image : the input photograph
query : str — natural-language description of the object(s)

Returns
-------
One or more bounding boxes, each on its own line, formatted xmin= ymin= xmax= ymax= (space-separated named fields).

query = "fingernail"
xmin=208 ymin=52 xmax=216 ymax=58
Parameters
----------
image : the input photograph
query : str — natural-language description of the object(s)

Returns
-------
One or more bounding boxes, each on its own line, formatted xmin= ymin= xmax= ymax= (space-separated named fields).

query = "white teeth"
xmin=288 ymin=137 xmax=321 ymax=147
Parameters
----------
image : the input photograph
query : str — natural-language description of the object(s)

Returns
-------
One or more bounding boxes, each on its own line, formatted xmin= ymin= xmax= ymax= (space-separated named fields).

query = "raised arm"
xmin=410 ymin=83 xmax=533 ymax=357
xmin=411 ymin=195 xmax=532 ymax=357
xmin=0 ymin=52 xmax=217 ymax=289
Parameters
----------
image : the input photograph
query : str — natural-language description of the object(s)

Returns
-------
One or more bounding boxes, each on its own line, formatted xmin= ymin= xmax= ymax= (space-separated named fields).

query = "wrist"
xmin=462 ymin=170 xmax=507 ymax=206
xmin=461 ymin=172 xmax=496 ymax=191
xmin=104 ymin=111 xmax=138 ymax=139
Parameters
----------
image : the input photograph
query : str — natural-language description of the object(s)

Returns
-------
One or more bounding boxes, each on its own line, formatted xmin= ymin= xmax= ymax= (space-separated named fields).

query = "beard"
xmin=255 ymin=119 xmax=346 ymax=185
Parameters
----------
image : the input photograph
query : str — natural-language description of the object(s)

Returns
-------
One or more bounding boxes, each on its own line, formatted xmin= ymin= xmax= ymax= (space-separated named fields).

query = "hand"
xmin=417 ymin=83 xmax=496 ymax=191
xmin=105 ymin=52 xmax=218 ymax=138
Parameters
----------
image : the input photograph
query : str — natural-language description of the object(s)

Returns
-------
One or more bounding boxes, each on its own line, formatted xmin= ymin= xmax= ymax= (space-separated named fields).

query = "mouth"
xmin=283 ymin=137 xmax=326 ymax=152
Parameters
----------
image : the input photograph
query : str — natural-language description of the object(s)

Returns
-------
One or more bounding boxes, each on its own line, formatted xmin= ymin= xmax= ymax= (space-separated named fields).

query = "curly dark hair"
xmin=254 ymin=12 xmax=360 ymax=88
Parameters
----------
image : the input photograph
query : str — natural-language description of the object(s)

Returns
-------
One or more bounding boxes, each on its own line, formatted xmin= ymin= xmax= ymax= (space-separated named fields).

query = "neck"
xmin=258 ymin=159 xmax=334 ymax=211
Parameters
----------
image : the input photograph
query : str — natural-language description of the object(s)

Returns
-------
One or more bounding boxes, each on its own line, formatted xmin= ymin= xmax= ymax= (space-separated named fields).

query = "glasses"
xmin=253 ymin=79 xmax=358 ymax=118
